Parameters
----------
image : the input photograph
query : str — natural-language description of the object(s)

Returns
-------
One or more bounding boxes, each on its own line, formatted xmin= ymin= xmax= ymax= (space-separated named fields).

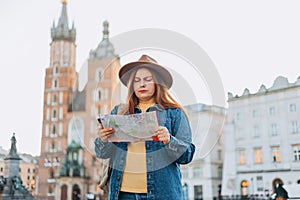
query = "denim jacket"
xmin=94 ymin=104 xmax=195 ymax=200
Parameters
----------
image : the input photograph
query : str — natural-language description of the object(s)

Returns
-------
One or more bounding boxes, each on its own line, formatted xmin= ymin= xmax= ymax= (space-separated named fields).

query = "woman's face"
xmin=133 ymin=68 xmax=155 ymax=103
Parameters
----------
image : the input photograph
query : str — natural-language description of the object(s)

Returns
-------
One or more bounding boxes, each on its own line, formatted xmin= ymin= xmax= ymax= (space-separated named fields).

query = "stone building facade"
xmin=181 ymin=103 xmax=226 ymax=200
xmin=222 ymin=76 xmax=300 ymax=198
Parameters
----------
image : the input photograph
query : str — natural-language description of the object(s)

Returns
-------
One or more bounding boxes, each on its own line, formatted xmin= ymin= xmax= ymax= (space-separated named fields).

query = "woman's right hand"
xmin=98 ymin=126 xmax=115 ymax=142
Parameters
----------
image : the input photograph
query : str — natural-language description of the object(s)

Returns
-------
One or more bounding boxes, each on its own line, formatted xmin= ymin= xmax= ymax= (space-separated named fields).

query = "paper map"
xmin=98 ymin=111 xmax=159 ymax=142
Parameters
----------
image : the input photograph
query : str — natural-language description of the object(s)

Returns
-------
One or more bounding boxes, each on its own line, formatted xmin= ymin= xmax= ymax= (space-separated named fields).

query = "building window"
xmin=47 ymin=93 xmax=51 ymax=105
xmin=252 ymin=110 xmax=258 ymax=118
xmin=59 ymin=123 xmax=63 ymax=136
xmin=271 ymin=146 xmax=281 ymax=162
xmin=194 ymin=185 xmax=203 ymax=200
xmin=53 ymin=109 xmax=57 ymax=119
xmin=52 ymin=125 xmax=56 ymax=134
xmin=59 ymin=107 xmax=63 ymax=120
xmin=46 ymin=108 xmax=50 ymax=120
xmin=291 ymin=121 xmax=299 ymax=134
xmin=53 ymin=94 xmax=57 ymax=103
xmin=237 ymin=128 xmax=244 ymax=140
xmin=193 ymin=167 xmax=202 ymax=178
xmin=98 ymin=90 xmax=102 ymax=101
xmin=254 ymin=148 xmax=263 ymax=163
xmin=58 ymin=141 xmax=62 ymax=151
xmin=293 ymin=145 xmax=300 ymax=161
xmin=181 ymin=168 xmax=188 ymax=179
xmin=241 ymin=180 xmax=249 ymax=196
xmin=97 ymin=106 xmax=101 ymax=115
xmin=0 ymin=167 xmax=3 ymax=172
xmin=96 ymin=69 xmax=103 ymax=81
xmin=53 ymin=79 xmax=58 ymax=88
xmin=218 ymin=149 xmax=222 ymax=160
xmin=271 ymin=123 xmax=278 ymax=136
xmin=45 ymin=124 xmax=49 ymax=137
xmin=218 ymin=166 xmax=222 ymax=178
xmin=59 ymin=92 xmax=63 ymax=104
xmin=253 ymin=125 xmax=260 ymax=138
xmin=63 ymin=43 xmax=69 ymax=66
xmin=290 ymin=104 xmax=296 ymax=112
xmin=269 ymin=107 xmax=276 ymax=115
xmin=256 ymin=176 xmax=264 ymax=191
xmin=55 ymin=66 xmax=59 ymax=74
xmin=28 ymin=168 xmax=30 ymax=173
xmin=236 ymin=112 xmax=241 ymax=120
xmin=45 ymin=141 xmax=49 ymax=152
xmin=51 ymin=141 xmax=56 ymax=152
xmin=54 ymin=44 xmax=60 ymax=61
xmin=50 ymin=168 xmax=55 ymax=179
xmin=238 ymin=149 xmax=246 ymax=165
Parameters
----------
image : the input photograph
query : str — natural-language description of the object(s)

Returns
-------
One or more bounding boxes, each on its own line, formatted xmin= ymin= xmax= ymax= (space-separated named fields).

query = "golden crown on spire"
xmin=61 ymin=0 xmax=67 ymax=4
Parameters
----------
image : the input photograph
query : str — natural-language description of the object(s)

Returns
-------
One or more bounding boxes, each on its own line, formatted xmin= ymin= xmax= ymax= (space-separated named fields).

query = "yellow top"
xmin=61 ymin=0 xmax=67 ymax=4
xmin=120 ymin=102 xmax=155 ymax=193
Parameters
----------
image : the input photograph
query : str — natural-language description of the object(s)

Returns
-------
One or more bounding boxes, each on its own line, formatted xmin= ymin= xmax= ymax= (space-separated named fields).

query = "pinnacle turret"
xmin=89 ymin=21 xmax=117 ymax=60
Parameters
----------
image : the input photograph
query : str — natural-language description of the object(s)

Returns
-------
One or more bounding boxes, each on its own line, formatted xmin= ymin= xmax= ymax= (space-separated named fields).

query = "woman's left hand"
xmin=155 ymin=126 xmax=170 ymax=145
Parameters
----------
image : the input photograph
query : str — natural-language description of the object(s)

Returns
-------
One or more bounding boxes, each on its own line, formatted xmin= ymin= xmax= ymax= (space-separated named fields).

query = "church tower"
xmin=37 ymin=0 xmax=77 ymax=199
xmin=37 ymin=1 xmax=121 ymax=199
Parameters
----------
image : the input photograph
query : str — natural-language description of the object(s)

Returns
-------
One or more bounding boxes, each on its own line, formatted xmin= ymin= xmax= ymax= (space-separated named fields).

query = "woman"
xmin=95 ymin=54 xmax=195 ymax=200
xmin=274 ymin=183 xmax=289 ymax=200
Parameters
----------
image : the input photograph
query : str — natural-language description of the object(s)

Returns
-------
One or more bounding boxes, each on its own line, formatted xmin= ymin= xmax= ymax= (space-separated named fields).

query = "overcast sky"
xmin=0 ymin=0 xmax=299 ymax=156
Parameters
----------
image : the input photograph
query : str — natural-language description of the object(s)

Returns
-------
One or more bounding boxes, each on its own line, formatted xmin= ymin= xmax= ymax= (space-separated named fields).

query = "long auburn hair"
xmin=119 ymin=67 xmax=183 ymax=115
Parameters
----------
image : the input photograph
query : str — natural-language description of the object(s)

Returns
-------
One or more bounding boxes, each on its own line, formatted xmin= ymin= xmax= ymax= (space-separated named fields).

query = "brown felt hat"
xmin=118 ymin=54 xmax=173 ymax=89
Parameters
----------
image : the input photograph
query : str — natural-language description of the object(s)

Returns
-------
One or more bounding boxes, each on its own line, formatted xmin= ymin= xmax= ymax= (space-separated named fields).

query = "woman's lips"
xmin=138 ymin=90 xmax=147 ymax=93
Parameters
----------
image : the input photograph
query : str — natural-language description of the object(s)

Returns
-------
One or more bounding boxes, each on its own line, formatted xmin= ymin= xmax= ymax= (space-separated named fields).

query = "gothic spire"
xmin=51 ymin=0 xmax=76 ymax=42
xmin=57 ymin=0 xmax=69 ymax=30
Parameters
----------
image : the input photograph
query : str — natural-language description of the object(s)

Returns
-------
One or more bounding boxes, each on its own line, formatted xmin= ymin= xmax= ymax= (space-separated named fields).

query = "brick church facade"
xmin=36 ymin=1 xmax=121 ymax=199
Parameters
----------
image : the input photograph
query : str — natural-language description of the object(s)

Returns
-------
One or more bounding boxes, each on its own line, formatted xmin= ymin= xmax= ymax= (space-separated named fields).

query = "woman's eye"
xmin=144 ymin=77 xmax=153 ymax=82
xmin=134 ymin=78 xmax=140 ymax=82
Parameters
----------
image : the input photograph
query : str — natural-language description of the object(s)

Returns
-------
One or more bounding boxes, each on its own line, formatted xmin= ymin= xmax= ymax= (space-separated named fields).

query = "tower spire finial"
xmin=103 ymin=20 xmax=109 ymax=40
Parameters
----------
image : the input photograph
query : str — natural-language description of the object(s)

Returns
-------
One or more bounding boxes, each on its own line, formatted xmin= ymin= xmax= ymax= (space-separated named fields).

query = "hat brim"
xmin=118 ymin=61 xmax=173 ymax=89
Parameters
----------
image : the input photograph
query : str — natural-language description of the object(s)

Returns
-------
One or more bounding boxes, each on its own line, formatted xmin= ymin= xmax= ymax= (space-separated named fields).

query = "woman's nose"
xmin=140 ymin=80 xmax=146 ymax=87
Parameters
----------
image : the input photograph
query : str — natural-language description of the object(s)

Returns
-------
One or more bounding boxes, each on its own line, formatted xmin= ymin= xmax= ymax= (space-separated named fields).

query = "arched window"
xmin=54 ymin=66 xmax=59 ymax=74
xmin=49 ymin=168 xmax=54 ymax=179
xmin=96 ymin=68 xmax=103 ymax=81
xmin=241 ymin=180 xmax=249 ymax=196
xmin=61 ymin=185 xmax=67 ymax=200
xmin=53 ymin=79 xmax=58 ymax=88
xmin=54 ymin=44 xmax=60 ymax=61
xmin=63 ymin=43 xmax=69 ymax=66
xmin=98 ymin=106 xmax=101 ymax=115
xmin=52 ymin=125 xmax=56 ymax=134
xmin=53 ymin=109 xmax=57 ymax=119
xmin=53 ymin=94 xmax=57 ymax=103
xmin=98 ymin=90 xmax=101 ymax=101
xmin=72 ymin=184 xmax=81 ymax=200
xmin=51 ymin=141 xmax=55 ymax=152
